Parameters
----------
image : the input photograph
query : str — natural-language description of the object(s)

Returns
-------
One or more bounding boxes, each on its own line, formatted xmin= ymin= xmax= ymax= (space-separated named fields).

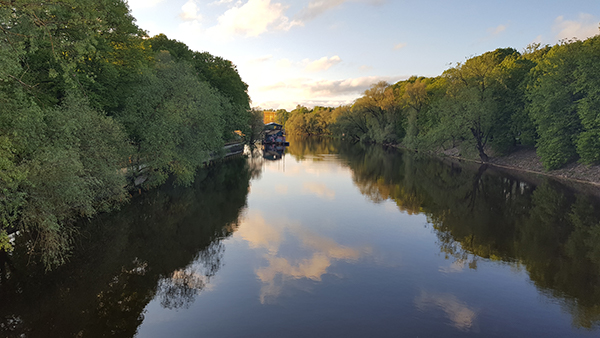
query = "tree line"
xmin=0 ymin=0 xmax=252 ymax=267
xmin=268 ymin=34 xmax=600 ymax=169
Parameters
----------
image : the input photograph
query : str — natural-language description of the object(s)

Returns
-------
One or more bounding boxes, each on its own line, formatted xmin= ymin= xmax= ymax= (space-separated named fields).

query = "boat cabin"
xmin=263 ymin=122 xmax=283 ymax=131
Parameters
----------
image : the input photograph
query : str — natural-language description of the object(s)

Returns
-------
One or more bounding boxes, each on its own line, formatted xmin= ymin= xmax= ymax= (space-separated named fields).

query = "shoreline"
xmin=434 ymin=147 xmax=600 ymax=198
xmin=391 ymin=144 xmax=600 ymax=190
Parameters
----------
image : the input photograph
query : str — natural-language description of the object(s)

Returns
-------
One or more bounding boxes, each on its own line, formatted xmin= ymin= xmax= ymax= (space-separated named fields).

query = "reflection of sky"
xmin=237 ymin=209 xmax=367 ymax=303
xmin=136 ymin=152 xmax=595 ymax=338
xmin=238 ymin=155 xmax=379 ymax=303
xmin=301 ymin=182 xmax=336 ymax=200
xmin=415 ymin=291 xmax=478 ymax=331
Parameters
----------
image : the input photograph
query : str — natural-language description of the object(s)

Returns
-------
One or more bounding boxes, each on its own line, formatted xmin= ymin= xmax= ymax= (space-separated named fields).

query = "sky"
xmin=126 ymin=0 xmax=600 ymax=110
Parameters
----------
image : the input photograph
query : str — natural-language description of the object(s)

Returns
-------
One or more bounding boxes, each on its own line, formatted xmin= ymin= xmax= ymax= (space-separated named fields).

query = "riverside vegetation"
xmin=267 ymin=35 xmax=600 ymax=172
xmin=0 ymin=0 xmax=255 ymax=268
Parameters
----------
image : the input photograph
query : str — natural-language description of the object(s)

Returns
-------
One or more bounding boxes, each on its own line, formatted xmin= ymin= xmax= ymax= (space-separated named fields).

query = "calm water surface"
xmin=1 ymin=137 xmax=600 ymax=337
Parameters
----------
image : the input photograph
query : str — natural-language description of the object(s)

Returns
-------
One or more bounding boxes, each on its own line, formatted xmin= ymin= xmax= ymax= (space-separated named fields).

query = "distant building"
xmin=263 ymin=110 xmax=277 ymax=124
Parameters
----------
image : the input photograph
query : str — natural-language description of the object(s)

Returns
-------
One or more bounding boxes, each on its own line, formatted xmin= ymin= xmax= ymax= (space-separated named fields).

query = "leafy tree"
xmin=1 ymin=1 xmax=252 ymax=268
xmin=492 ymin=54 xmax=537 ymax=152
xmin=332 ymin=105 xmax=369 ymax=140
xmin=1 ymin=0 xmax=147 ymax=107
xmin=352 ymin=81 xmax=403 ymax=143
xmin=191 ymin=52 xmax=250 ymax=110
xmin=527 ymin=41 xmax=584 ymax=169
xmin=275 ymin=109 xmax=290 ymax=126
xmin=248 ymin=108 xmax=265 ymax=143
xmin=147 ymin=34 xmax=194 ymax=61
xmin=401 ymin=78 xmax=429 ymax=149
xmin=147 ymin=34 xmax=251 ymax=140
xmin=285 ymin=105 xmax=312 ymax=135
xmin=574 ymin=36 xmax=600 ymax=164
xmin=432 ymin=48 xmax=520 ymax=161
xmin=117 ymin=52 xmax=226 ymax=187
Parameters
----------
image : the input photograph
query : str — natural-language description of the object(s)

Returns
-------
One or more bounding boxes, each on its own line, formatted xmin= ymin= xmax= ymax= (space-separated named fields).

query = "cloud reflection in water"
xmin=415 ymin=291 xmax=478 ymax=331
xmin=237 ymin=210 xmax=368 ymax=303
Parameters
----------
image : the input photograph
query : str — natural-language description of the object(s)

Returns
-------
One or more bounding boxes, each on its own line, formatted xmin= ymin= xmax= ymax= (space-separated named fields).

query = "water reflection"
xmin=262 ymin=144 xmax=286 ymax=161
xmin=334 ymin=141 xmax=600 ymax=330
xmin=2 ymin=137 xmax=600 ymax=336
xmin=238 ymin=210 xmax=366 ymax=304
xmin=286 ymin=136 xmax=341 ymax=161
xmin=0 ymin=158 xmax=251 ymax=337
xmin=415 ymin=291 xmax=479 ymax=331
xmin=157 ymin=265 xmax=209 ymax=310
xmin=301 ymin=182 xmax=336 ymax=200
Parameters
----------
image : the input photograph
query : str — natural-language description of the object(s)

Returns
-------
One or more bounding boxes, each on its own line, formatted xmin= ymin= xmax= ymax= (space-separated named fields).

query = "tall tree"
xmin=434 ymin=48 xmax=520 ymax=161
xmin=352 ymin=81 xmax=402 ymax=143
xmin=527 ymin=41 xmax=583 ymax=170
xmin=402 ymin=78 xmax=429 ymax=149
xmin=574 ymin=35 xmax=600 ymax=164
xmin=117 ymin=51 xmax=226 ymax=187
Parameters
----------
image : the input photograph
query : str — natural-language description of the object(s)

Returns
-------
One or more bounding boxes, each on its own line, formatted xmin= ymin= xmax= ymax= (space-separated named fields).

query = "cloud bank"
xmin=295 ymin=0 xmax=385 ymax=22
xmin=194 ymin=0 xmax=386 ymax=39
xmin=208 ymin=0 xmax=301 ymax=38
xmin=180 ymin=0 xmax=202 ymax=21
xmin=305 ymin=55 xmax=342 ymax=72
xmin=554 ymin=13 xmax=599 ymax=41
xmin=261 ymin=75 xmax=405 ymax=96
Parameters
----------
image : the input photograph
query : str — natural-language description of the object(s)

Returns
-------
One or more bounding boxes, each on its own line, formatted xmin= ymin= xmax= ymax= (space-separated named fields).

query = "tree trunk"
xmin=471 ymin=126 xmax=489 ymax=162
xmin=476 ymin=142 xmax=489 ymax=162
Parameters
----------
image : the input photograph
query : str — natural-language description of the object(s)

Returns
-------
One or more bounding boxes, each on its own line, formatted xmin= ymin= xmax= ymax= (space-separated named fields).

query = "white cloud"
xmin=305 ymin=55 xmax=342 ymax=72
xmin=180 ymin=0 xmax=202 ymax=21
xmin=295 ymin=0 xmax=385 ymax=22
xmin=208 ymin=0 xmax=301 ymax=38
xmin=248 ymin=54 xmax=274 ymax=64
xmin=178 ymin=20 xmax=204 ymax=39
xmin=477 ymin=24 xmax=507 ymax=43
xmin=276 ymin=58 xmax=293 ymax=68
xmin=305 ymin=75 xmax=405 ymax=96
xmin=489 ymin=24 xmax=506 ymax=35
xmin=554 ymin=13 xmax=599 ymax=41
xmin=127 ymin=0 xmax=164 ymax=10
xmin=209 ymin=0 xmax=234 ymax=5
xmin=394 ymin=42 xmax=407 ymax=50
xmin=296 ymin=0 xmax=348 ymax=21
xmin=254 ymin=75 xmax=406 ymax=110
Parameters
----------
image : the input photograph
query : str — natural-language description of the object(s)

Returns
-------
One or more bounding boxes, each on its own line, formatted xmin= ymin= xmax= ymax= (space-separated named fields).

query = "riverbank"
xmin=436 ymin=145 xmax=600 ymax=188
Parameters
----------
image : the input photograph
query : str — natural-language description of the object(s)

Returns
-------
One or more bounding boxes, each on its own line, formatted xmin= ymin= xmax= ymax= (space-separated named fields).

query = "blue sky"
xmin=127 ymin=0 xmax=599 ymax=110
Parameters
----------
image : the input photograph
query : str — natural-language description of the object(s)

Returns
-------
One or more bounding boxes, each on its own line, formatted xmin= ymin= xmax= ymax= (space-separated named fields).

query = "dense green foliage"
xmin=273 ymin=34 xmax=600 ymax=170
xmin=0 ymin=0 xmax=251 ymax=267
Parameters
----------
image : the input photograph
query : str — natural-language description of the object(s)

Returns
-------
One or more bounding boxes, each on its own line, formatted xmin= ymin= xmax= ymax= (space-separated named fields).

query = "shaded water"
xmin=1 ymin=137 xmax=600 ymax=337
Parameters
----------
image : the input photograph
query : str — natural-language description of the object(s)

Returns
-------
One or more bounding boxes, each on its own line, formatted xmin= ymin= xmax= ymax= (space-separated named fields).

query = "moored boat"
xmin=262 ymin=122 xmax=289 ymax=145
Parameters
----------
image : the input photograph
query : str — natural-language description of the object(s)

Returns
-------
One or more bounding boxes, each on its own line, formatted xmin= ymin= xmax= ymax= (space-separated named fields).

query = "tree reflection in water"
xmin=0 ymin=157 xmax=252 ymax=338
xmin=157 ymin=241 xmax=225 ymax=310
xmin=333 ymin=141 xmax=600 ymax=330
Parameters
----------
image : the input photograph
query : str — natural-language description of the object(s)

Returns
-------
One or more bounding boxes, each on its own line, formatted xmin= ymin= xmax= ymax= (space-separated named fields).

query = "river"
xmin=1 ymin=137 xmax=600 ymax=337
